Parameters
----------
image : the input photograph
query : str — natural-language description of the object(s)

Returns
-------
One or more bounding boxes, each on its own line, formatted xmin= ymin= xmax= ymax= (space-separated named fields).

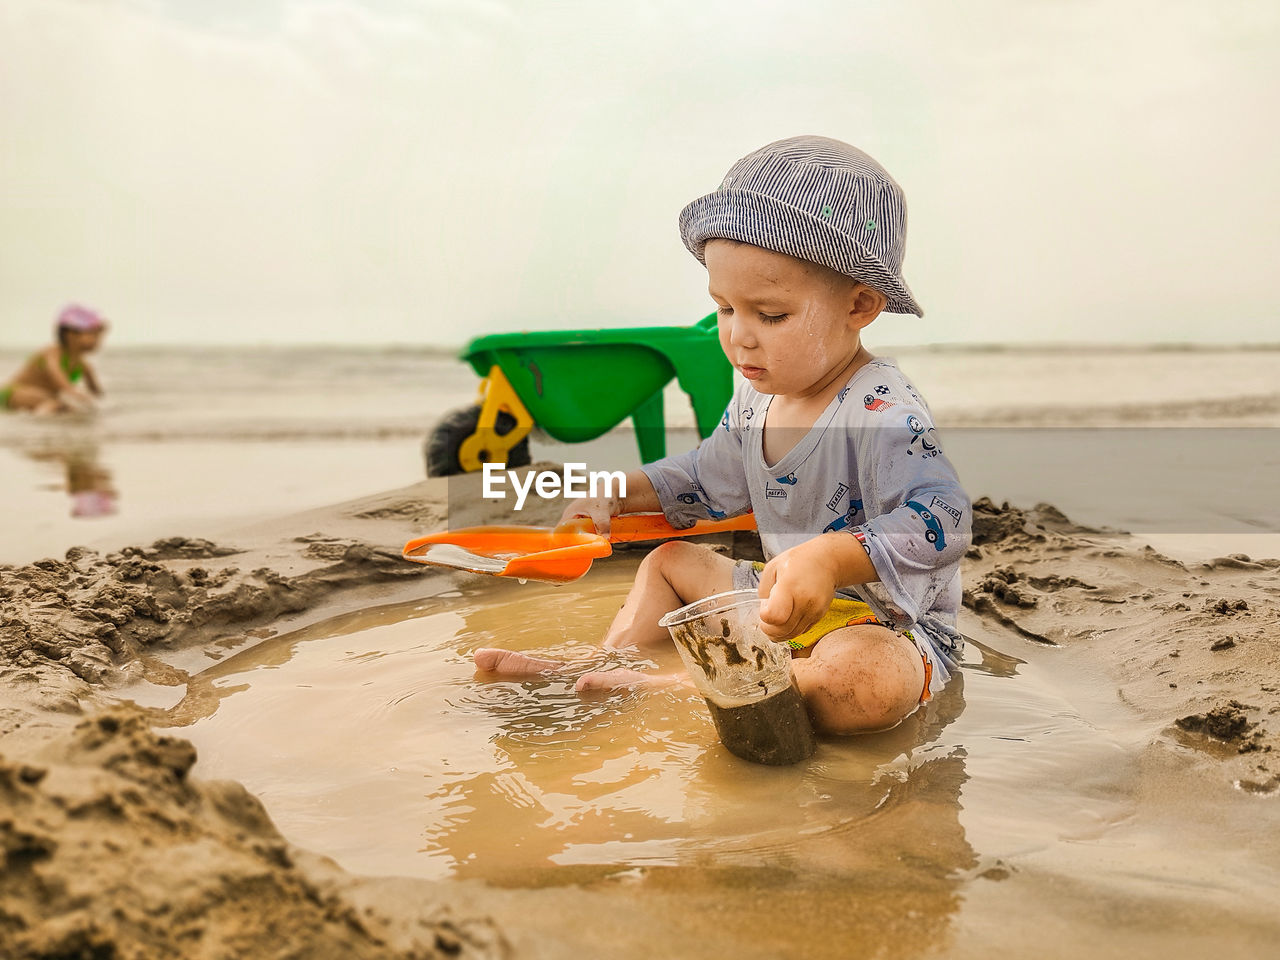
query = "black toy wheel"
xmin=424 ymin=405 xmax=532 ymax=477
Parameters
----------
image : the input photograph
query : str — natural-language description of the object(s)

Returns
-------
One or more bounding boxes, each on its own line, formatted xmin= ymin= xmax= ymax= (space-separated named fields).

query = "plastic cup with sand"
xmin=659 ymin=589 xmax=816 ymax=765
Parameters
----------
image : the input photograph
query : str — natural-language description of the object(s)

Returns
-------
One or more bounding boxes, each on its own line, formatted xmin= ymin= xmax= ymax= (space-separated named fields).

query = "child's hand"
xmin=559 ymin=496 xmax=622 ymax=536
xmin=755 ymin=538 xmax=841 ymax=641
xmin=557 ymin=470 xmax=660 ymax=537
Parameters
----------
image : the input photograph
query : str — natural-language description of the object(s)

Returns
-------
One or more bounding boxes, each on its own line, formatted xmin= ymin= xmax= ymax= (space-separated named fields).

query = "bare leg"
xmin=575 ymin=669 xmax=688 ymax=692
xmin=470 ymin=650 xmax=677 ymax=691
xmin=792 ymin=624 xmax=927 ymax=734
xmin=571 ymin=542 xmax=734 ymax=690
xmin=601 ymin=541 xmax=735 ymax=649
xmin=474 ymin=541 xmax=735 ymax=691
xmin=7 ymin=384 xmax=60 ymax=414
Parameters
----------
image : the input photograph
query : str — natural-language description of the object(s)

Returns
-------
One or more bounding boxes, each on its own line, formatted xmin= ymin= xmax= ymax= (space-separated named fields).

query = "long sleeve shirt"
xmin=642 ymin=357 xmax=971 ymax=674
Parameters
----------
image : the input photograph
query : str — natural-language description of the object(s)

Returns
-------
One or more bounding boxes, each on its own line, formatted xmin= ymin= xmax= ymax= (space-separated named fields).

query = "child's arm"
xmin=39 ymin=347 xmax=78 ymax=394
xmin=558 ymin=469 xmax=662 ymax=535
xmin=560 ymin=388 xmax=754 ymax=535
xmin=82 ymin=362 xmax=103 ymax=397
xmin=755 ymin=532 xmax=878 ymax=640
xmin=37 ymin=349 xmax=99 ymax=411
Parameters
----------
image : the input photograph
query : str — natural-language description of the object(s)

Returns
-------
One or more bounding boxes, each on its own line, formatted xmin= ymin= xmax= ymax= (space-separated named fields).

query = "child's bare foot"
xmin=574 ymin=669 xmax=675 ymax=692
xmin=473 ymin=648 xmax=566 ymax=676
xmin=474 ymin=650 xmax=687 ymax=694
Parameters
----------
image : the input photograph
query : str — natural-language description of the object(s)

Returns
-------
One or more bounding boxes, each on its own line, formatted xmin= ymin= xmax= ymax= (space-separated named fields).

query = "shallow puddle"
xmin=153 ymin=555 xmax=1275 ymax=957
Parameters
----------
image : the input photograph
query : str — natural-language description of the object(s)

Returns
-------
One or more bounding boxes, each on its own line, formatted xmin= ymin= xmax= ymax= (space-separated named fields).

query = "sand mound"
xmin=0 ymin=536 xmax=424 ymax=715
xmin=1 ymin=709 xmax=505 ymax=959
xmin=963 ymin=499 xmax=1280 ymax=785
xmin=0 ymin=528 xmax=511 ymax=960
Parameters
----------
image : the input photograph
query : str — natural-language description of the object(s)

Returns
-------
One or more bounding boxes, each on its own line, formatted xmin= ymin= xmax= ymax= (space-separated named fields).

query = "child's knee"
xmin=794 ymin=628 xmax=925 ymax=735
xmin=637 ymin=539 xmax=692 ymax=579
xmin=637 ymin=540 xmax=733 ymax=603
xmin=643 ymin=539 xmax=713 ymax=577
xmin=649 ymin=539 xmax=698 ymax=562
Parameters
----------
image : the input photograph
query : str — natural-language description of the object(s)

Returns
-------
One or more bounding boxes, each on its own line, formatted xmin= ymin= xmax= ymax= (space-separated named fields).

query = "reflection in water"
xmin=166 ymin=559 xmax=994 ymax=958
xmin=437 ymin=581 xmax=978 ymax=956
xmin=441 ymin=639 xmax=971 ymax=873
xmin=434 ymin=687 xmax=978 ymax=948
xmin=22 ymin=436 xmax=117 ymax=518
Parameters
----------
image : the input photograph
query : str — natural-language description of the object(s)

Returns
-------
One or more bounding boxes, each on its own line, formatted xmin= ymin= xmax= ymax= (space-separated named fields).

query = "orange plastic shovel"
xmin=402 ymin=513 xmax=757 ymax=584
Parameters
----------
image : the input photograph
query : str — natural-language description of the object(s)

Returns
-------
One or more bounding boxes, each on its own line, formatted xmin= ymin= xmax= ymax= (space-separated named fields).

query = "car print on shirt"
xmin=864 ymin=393 xmax=895 ymax=412
xmin=823 ymin=498 xmax=864 ymax=533
xmin=905 ymin=499 xmax=947 ymax=551
xmin=764 ymin=472 xmax=798 ymax=500
xmin=905 ymin=414 xmax=941 ymax=458
xmin=677 ymin=490 xmax=727 ymax=520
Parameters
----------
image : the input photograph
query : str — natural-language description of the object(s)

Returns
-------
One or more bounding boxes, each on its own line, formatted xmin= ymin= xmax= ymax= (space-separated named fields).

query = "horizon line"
xmin=3 ymin=340 xmax=1279 ymax=354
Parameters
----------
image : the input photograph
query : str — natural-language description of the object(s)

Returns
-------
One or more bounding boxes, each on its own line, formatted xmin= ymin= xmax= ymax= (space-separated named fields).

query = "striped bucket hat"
xmin=679 ymin=136 xmax=923 ymax=317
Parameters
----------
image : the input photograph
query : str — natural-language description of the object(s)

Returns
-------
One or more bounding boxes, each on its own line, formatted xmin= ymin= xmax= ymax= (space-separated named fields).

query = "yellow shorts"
xmin=786 ymin=596 xmax=885 ymax=649
xmin=737 ymin=561 xmax=884 ymax=649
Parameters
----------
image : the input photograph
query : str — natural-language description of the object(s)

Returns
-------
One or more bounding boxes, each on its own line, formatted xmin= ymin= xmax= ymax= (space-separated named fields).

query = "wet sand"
xmin=2 ymin=467 xmax=1279 ymax=958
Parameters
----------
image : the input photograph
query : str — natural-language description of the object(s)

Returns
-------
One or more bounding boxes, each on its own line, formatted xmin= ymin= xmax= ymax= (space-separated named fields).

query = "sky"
xmin=1 ymin=0 xmax=1277 ymax=347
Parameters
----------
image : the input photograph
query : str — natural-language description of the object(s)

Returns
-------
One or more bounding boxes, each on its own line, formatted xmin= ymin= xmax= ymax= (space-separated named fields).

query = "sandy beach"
xmin=3 ymin=442 xmax=1279 ymax=958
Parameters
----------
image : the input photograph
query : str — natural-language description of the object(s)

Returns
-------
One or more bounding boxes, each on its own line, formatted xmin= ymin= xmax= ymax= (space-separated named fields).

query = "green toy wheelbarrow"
xmin=425 ymin=313 xmax=733 ymax=476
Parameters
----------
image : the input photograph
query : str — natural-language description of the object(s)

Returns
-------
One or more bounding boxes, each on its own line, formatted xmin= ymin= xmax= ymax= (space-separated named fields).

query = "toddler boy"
xmin=476 ymin=136 xmax=970 ymax=735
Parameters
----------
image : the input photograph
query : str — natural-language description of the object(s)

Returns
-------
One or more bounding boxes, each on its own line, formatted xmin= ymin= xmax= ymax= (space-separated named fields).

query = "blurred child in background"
xmin=1 ymin=304 xmax=108 ymax=415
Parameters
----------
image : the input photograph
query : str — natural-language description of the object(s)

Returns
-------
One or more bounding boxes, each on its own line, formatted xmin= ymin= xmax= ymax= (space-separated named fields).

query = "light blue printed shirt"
xmin=642 ymin=358 xmax=971 ymax=676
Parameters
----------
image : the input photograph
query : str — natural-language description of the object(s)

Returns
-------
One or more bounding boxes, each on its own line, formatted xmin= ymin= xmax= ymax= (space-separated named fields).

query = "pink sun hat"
xmin=56 ymin=304 xmax=107 ymax=332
